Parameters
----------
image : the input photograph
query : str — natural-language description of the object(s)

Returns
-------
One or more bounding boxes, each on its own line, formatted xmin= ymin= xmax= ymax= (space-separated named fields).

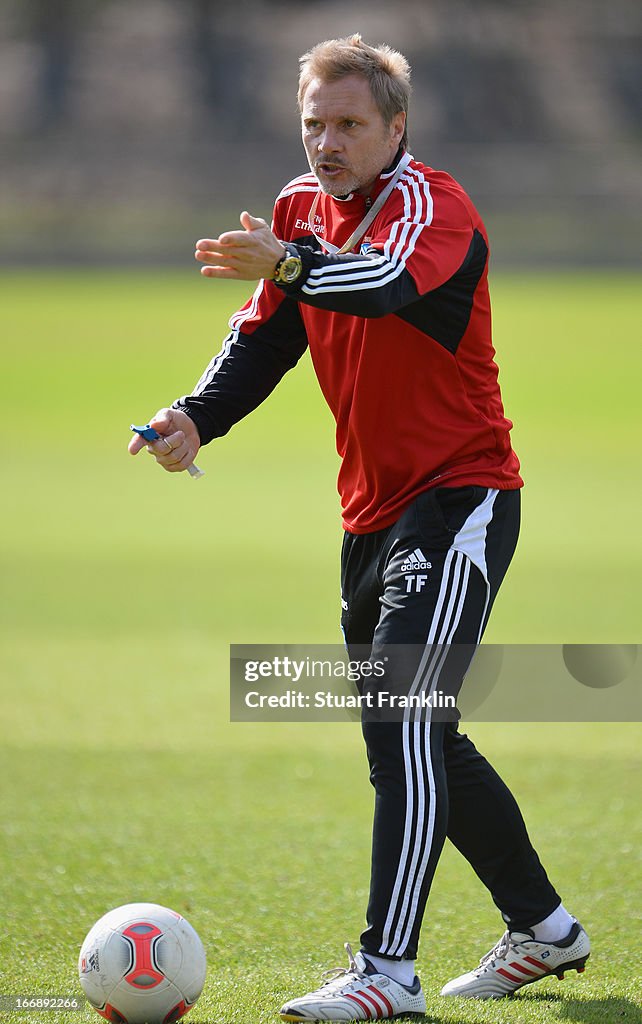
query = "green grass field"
xmin=1 ymin=270 xmax=641 ymax=1024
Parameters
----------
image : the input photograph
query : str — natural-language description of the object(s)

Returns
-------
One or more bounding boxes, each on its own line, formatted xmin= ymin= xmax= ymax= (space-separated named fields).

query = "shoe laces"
xmin=320 ymin=943 xmax=367 ymax=993
xmin=477 ymin=930 xmax=514 ymax=972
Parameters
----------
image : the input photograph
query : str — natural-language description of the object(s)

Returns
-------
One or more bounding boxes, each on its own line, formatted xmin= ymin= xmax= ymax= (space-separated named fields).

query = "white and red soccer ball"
xmin=79 ymin=903 xmax=206 ymax=1024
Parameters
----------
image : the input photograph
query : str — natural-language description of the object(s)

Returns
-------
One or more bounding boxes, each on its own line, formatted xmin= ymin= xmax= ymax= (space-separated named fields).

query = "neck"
xmin=355 ymin=145 xmax=405 ymax=196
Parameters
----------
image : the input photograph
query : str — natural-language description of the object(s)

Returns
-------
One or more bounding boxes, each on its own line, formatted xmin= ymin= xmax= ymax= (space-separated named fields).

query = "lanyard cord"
xmin=308 ymin=152 xmax=412 ymax=255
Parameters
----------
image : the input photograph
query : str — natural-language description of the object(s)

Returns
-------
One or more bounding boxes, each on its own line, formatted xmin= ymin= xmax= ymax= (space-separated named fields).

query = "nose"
xmin=318 ymin=126 xmax=341 ymax=153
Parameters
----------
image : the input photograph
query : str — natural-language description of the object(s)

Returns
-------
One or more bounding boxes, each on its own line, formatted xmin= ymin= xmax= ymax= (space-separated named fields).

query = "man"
xmin=129 ymin=34 xmax=590 ymax=1019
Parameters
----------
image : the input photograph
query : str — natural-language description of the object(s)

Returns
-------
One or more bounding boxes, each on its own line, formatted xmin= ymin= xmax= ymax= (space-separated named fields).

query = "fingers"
xmin=128 ymin=408 xmax=172 ymax=455
xmin=195 ymin=248 xmax=241 ymax=269
xmin=194 ymin=241 xmax=216 ymax=264
xmin=146 ymin=430 xmax=194 ymax=473
xmin=219 ymin=229 xmax=260 ymax=246
xmin=128 ymin=433 xmax=147 ymax=455
xmin=194 ymin=213 xmax=281 ymax=281
xmin=195 ymin=232 xmax=253 ymax=254
xmin=195 ymin=212 xmax=269 ymax=259
xmin=194 ymin=242 xmax=244 ymax=275
xmin=193 ymin=240 xmax=240 ymax=273
xmin=200 ymin=265 xmax=242 ymax=279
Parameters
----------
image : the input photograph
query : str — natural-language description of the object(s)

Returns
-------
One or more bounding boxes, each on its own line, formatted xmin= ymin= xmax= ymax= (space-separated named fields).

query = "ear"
xmin=390 ymin=111 xmax=406 ymax=145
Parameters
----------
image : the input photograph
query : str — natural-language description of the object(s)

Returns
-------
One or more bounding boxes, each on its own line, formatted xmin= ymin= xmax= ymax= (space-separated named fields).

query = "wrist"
xmin=271 ymin=244 xmax=287 ymax=275
xmin=272 ymin=243 xmax=304 ymax=286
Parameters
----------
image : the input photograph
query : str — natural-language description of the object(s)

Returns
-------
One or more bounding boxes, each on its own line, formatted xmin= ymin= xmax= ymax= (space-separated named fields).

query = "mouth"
xmin=316 ymin=161 xmax=348 ymax=177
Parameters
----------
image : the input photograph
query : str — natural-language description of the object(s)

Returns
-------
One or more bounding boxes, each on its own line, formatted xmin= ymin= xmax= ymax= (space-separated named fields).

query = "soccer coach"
xmin=130 ymin=34 xmax=589 ymax=1017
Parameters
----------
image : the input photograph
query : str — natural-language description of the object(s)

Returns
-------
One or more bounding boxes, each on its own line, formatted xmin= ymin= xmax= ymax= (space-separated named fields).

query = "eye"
xmin=305 ymin=119 xmax=323 ymax=132
xmin=343 ymin=120 xmax=358 ymax=129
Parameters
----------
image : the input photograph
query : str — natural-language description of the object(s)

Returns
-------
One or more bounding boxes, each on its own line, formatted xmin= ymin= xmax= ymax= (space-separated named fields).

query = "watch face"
xmin=279 ymin=256 xmax=302 ymax=283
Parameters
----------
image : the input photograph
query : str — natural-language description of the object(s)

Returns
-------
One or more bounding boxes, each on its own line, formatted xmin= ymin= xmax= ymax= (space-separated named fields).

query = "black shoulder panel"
xmin=395 ymin=229 xmax=488 ymax=354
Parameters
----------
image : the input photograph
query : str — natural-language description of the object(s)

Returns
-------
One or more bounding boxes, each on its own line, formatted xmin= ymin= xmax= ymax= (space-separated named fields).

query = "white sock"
xmin=363 ymin=952 xmax=416 ymax=987
xmin=530 ymin=904 xmax=575 ymax=943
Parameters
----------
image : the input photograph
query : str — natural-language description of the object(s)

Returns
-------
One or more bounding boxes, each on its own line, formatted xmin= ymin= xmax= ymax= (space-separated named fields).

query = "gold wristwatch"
xmin=273 ymin=247 xmax=303 ymax=285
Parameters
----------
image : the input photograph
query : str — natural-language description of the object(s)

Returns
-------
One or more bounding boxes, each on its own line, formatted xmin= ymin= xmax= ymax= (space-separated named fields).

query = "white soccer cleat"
xmin=440 ymin=920 xmax=590 ymax=999
xmin=279 ymin=943 xmax=426 ymax=1021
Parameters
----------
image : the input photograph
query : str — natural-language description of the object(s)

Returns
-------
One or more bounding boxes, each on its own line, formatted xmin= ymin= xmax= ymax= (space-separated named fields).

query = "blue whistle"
xmin=131 ymin=423 xmax=162 ymax=442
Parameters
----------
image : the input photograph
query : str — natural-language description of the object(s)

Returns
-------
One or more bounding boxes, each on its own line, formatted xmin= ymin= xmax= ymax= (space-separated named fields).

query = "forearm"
xmin=174 ymin=339 xmax=286 ymax=444
xmin=173 ymin=325 xmax=308 ymax=446
xmin=275 ymin=244 xmax=421 ymax=318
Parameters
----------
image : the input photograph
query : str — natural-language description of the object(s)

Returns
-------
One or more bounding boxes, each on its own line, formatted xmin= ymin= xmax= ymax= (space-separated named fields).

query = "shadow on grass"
xmin=180 ymin=1002 xmax=642 ymax=1024
xmin=515 ymin=991 xmax=642 ymax=1022
xmin=361 ymin=994 xmax=642 ymax=1024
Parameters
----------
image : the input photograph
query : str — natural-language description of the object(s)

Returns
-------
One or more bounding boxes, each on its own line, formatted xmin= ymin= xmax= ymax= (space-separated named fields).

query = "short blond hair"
xmin=298 ymin=34 xmax=412 ymax=148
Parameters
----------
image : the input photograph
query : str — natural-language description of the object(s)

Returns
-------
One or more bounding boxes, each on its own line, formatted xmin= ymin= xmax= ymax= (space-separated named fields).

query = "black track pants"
xmin=340 ymin=486 xmax=561 ymax=961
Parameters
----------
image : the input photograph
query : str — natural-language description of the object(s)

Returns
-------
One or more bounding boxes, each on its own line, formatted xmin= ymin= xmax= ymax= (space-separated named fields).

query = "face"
xmin=301 ymin=75 xmax=406 ymax=197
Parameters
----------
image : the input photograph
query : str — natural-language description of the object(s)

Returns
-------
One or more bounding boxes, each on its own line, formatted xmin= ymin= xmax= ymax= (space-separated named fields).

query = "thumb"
xmin=240 ymin=210 xmax=268 ymax=232
xmin=149 ymin=407 xmax=174 ymax=435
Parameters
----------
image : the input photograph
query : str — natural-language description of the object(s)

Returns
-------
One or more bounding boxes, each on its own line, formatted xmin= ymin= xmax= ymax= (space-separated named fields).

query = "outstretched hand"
xmin=195 ymin=211 xmax=286 ymax=281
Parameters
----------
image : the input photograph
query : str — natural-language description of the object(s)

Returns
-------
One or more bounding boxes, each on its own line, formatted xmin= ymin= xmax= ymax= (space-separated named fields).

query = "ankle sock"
xmin=530 ymin=904 xmax=575 ymax=943
xmin=363 ymin=952 xmax=416 ymax=987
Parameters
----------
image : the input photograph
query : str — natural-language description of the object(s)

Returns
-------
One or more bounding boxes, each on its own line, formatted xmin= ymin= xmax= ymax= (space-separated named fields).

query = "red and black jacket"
xmin=175 ymin=152 xmax=523 ymax=533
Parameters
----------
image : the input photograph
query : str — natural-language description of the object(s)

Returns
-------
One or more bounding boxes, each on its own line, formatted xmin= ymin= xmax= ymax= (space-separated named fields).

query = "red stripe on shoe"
xmin=344 ymin=993 xmax=372 ymax=1019
xmin=366 ymin=985 xmax=394 ymax=1017
xmin=523 ymin=956 xmax=549 ymax=971
xmin=510 ymin=962 xmax=539 ymax=977
xmin=360 ymin=991 xmax=384 ymax=1017
xmin=497 ymin=967 xmax=528 ymax=984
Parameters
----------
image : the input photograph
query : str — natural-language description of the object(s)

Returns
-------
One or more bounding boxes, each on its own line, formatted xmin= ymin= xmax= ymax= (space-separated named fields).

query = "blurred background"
xmin=1 ymin=0 xmax=641 ymax=267
xmin=1 ymin=4 xmax=641 ymax=1011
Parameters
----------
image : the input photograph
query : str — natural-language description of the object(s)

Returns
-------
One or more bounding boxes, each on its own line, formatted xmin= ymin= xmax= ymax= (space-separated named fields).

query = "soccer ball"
xmin=78 ymin=903 xmax=206 ymax=1024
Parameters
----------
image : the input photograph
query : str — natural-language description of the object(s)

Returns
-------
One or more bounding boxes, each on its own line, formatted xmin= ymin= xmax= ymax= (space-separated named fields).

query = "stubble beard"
xmin=315 ymin=171 xmax=362 ymax=198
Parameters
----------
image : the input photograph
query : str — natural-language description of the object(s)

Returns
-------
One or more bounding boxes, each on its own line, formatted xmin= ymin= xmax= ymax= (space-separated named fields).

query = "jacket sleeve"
xmin=276 ymin=185 xmax=476 ymax=319
xmin=173 ymin=279 xmax=308 ymax=445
